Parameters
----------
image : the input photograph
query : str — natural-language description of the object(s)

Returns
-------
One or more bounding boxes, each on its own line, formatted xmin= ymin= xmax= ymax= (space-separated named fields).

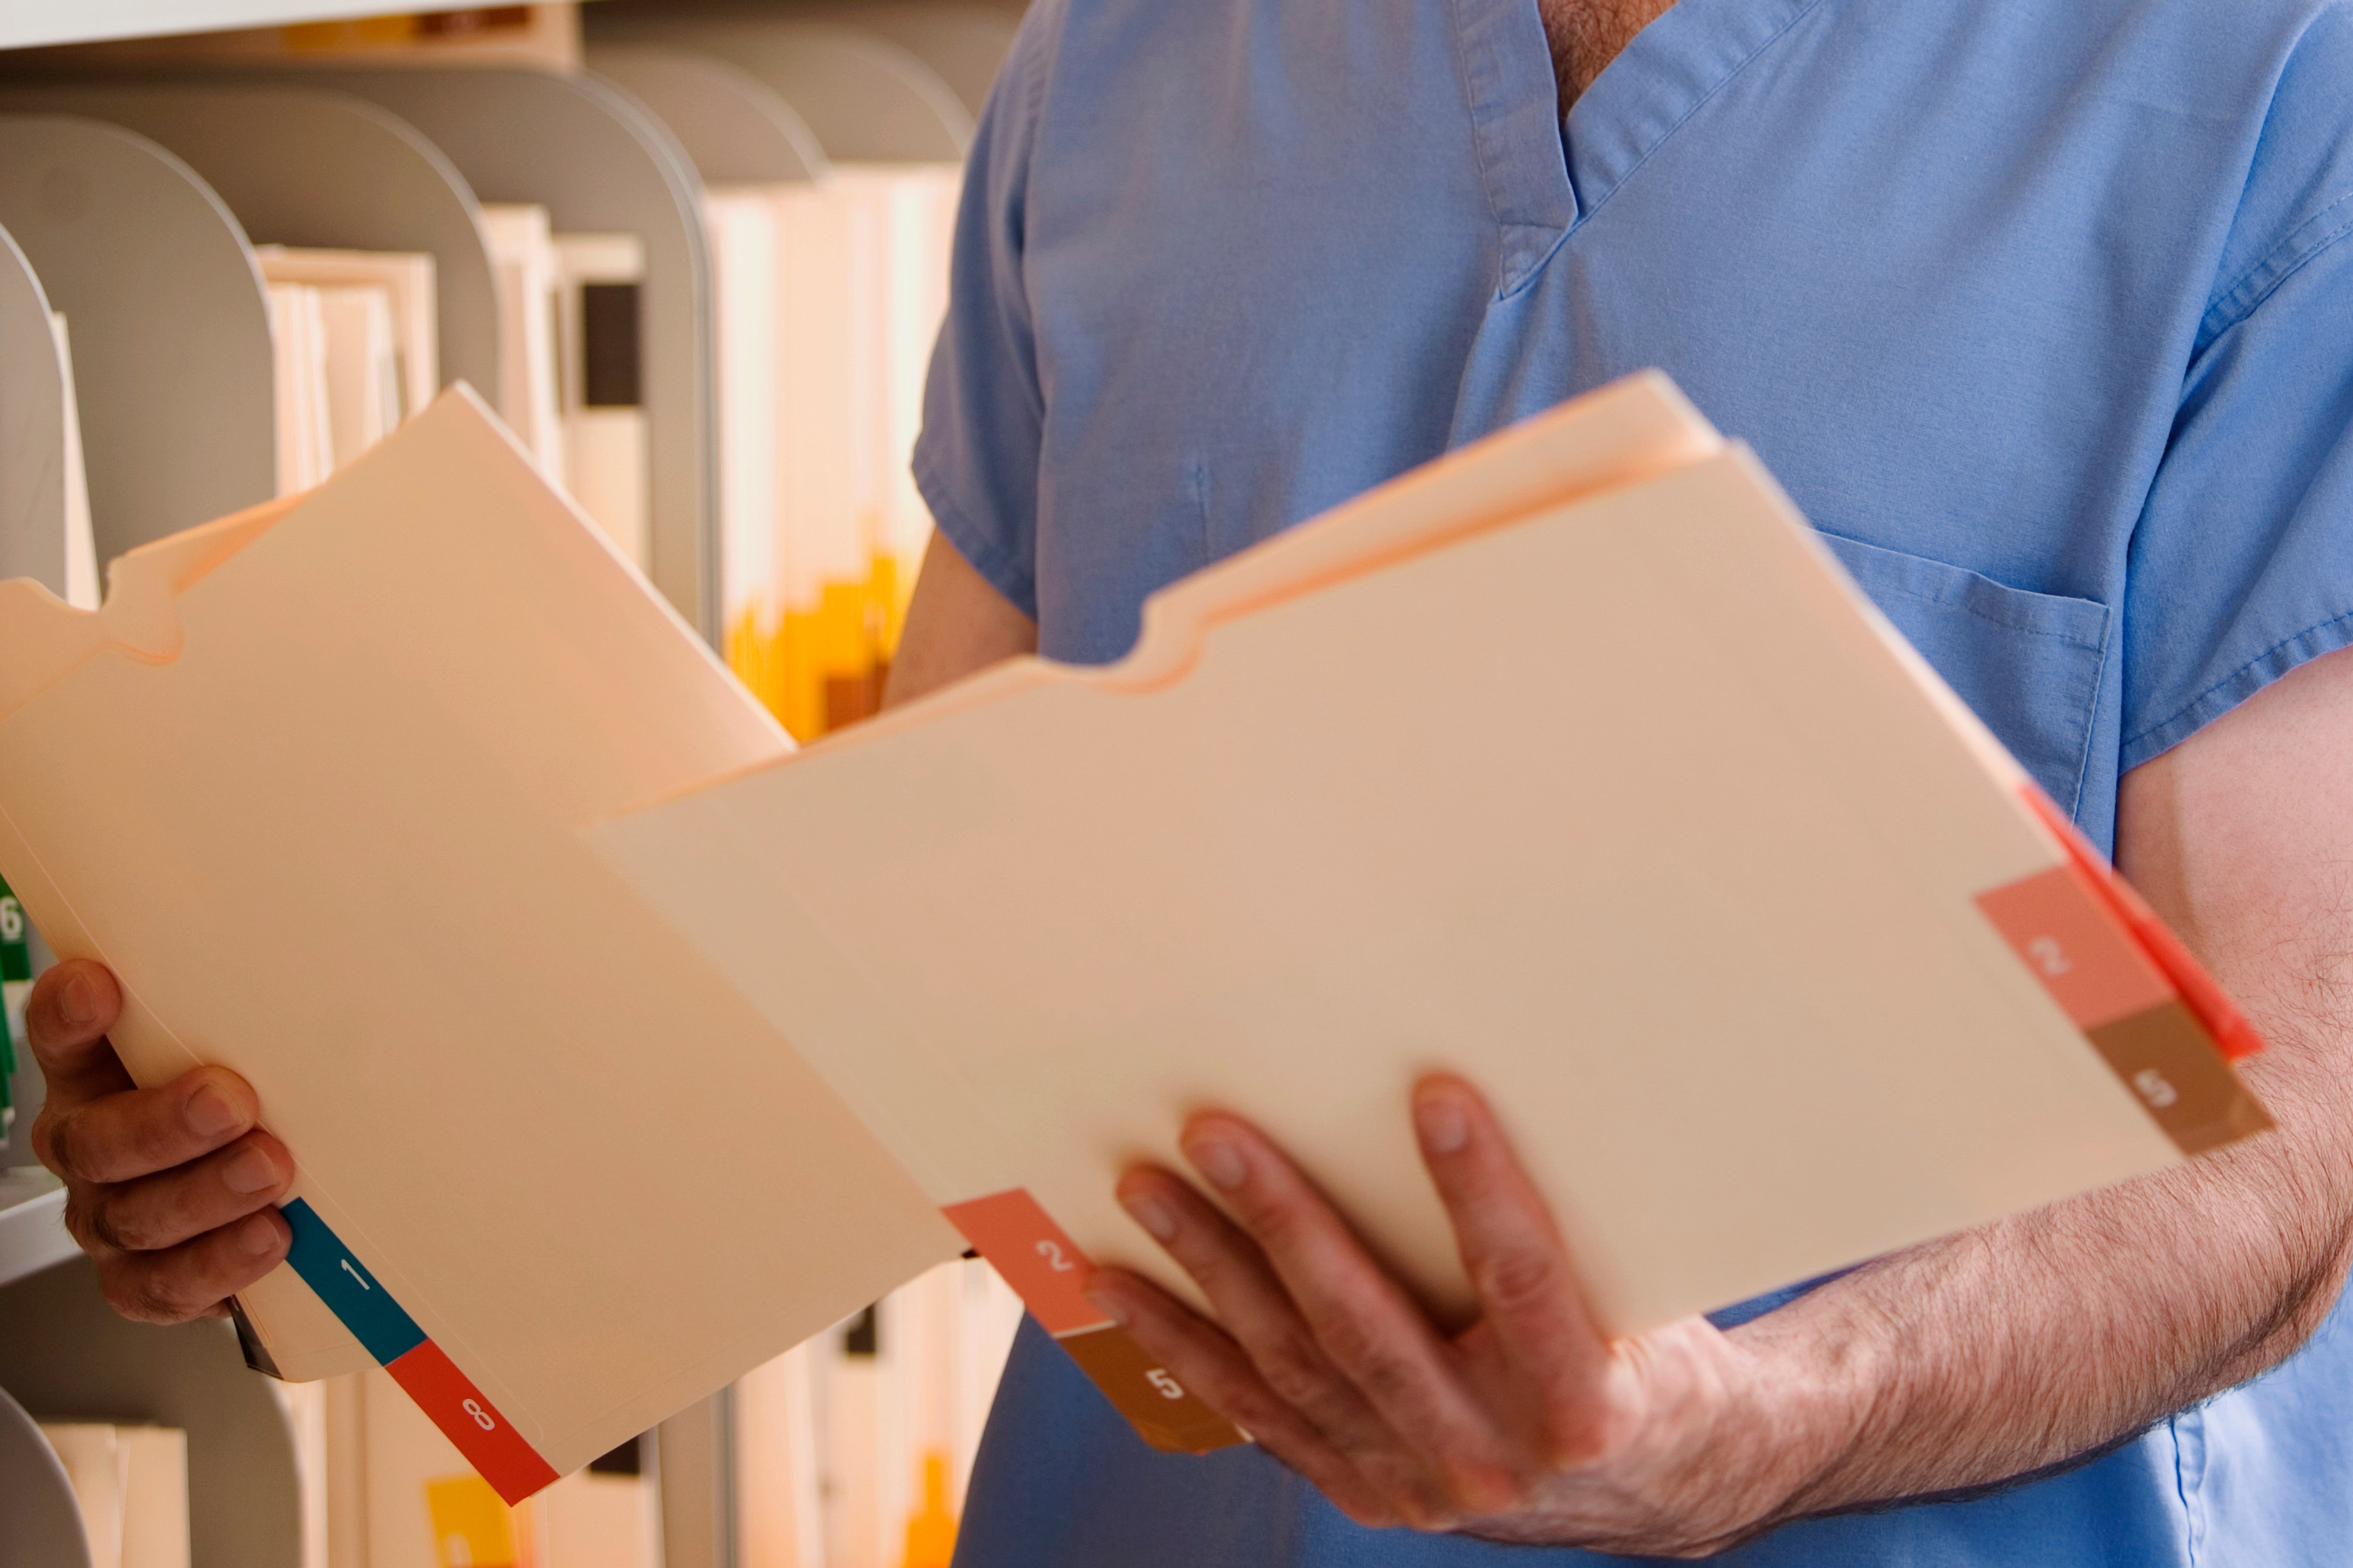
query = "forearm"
xmin=884 ymin=532 xmax=1037 ymax=709
xmin=1737 ymin=1036 xmax=2353 ymax=1527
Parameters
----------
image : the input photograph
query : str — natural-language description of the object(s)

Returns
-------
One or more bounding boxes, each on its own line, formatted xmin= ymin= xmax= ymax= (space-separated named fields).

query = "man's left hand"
xmin=1083 ymin=1076 xmax=1854 ymax=1555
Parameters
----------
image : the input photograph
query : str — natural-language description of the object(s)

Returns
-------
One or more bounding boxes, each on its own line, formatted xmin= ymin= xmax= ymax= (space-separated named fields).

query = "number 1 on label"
xmin=341 ymin=1259 xmax=371 ymax=1291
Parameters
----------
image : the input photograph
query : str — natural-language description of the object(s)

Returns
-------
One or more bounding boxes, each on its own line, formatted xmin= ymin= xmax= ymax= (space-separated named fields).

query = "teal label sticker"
xmin=281 ymin=1198 xmax=427 ymax=1364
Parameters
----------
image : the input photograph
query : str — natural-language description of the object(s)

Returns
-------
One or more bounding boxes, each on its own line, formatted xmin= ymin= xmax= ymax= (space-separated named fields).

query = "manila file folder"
xmin=0 ymin=376 xmax=2270 ymax=1498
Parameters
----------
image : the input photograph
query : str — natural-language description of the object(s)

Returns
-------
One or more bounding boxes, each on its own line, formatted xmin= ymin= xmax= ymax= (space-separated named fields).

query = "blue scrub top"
xmin=913 ymin=0 xmax=2353 ymax=1561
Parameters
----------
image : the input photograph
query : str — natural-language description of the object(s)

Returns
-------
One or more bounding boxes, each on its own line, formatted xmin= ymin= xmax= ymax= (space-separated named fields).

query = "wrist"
xmin=1717 ymin=1289 xmax=1895 ymax=1530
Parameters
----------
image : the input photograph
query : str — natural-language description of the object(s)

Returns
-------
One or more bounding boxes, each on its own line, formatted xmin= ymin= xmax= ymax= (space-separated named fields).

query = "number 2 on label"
xmin=2026 ymin=935 xmax=2072 ymax=978
xmin=1036 ymin=1239 xmax=1076 ymax=1272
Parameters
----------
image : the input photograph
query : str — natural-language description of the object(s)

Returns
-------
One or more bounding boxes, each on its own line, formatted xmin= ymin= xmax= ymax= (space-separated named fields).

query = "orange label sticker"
xmin=942 ymin=1188 xmax=1115 ymax=1336
xmin=1975 ymin=863 xmax=2174 ymax=1032
xmin=2015 ymin=786 xmax=2265 ymax=1060
xmin=386 ymin=1340 xmax=559 ymax=1505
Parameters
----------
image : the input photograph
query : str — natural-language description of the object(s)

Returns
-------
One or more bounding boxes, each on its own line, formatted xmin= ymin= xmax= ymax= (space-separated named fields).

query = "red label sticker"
xmin=2014 ymin=786 xmax=2265 ymax=1060
xmin=1975 ymin=862 xmax=2174 ymax=1032
xmin=942 ymin=1188 xmax=1116 ymax=1335
xmin=386 ymin=1340 xmax=560 ymax=1504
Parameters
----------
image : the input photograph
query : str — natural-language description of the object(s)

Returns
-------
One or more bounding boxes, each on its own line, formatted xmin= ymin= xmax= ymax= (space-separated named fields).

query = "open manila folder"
xmin=0 ymin=377 xmax=2270 ymax=1498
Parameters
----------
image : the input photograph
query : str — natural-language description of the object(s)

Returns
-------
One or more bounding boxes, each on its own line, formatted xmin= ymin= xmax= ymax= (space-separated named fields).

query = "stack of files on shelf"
xmin=38 ymin=1422 xmax=191 ymax=1568
xmin=726 ymin=164 xmax=960 ymax=742
xmin=480 ymin=202 xmax=652 ymax=571
xmin=47 ymin=314 xmax=98 ymax=614
xmin=266 ymin=281 xmax=336 ymax=494
xmin=552 ymin=232 xmax=649 ymax=572
xmin=260 ymin=248 xmax=433 ymax=494
xmin=479 ymin=204 xmax=569 ymax=486
xmin=0 ymin=372 xmax=2273 ymax=1502
xmin=250 ymin=247 xmax=439 ymax=424
xmin=0 ymin=224 xmax=99 ymax=612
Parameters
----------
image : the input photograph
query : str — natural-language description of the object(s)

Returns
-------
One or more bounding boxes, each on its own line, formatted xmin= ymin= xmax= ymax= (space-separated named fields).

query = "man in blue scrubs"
xmin=16 ymin=0 xmax=2353 ymax=1561
xmin=882 ymin=0 xmax=2353 ymax=1560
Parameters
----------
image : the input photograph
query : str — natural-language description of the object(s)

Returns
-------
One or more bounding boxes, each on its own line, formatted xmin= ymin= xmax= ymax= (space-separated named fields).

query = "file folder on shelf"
xmin=0 ymin=374 xmax=2269 ymax=1502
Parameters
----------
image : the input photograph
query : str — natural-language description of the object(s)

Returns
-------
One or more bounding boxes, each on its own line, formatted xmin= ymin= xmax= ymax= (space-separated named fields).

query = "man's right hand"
xmin=25 ymin=959 xmax=291 ymax=1322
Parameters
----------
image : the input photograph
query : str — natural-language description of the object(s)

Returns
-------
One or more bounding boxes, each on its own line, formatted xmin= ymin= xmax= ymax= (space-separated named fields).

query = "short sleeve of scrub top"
xmin=2119 ymin=3 xmax=2353 ymax=767
xmin=911 ymin=8 xmax=1051 ymax=622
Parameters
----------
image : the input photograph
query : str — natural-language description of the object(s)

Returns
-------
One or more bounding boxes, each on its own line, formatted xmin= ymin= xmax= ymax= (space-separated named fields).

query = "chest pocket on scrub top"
xmin=1816 ymin=532 xmax=2111 ymax=815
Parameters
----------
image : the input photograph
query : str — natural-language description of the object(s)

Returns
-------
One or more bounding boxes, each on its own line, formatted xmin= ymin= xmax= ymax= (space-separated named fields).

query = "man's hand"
xmin=1085 ymin=1080 xmax=1847 ymax=1556
xmin=26 ymin=959 xmax=291 ymax=1322
xmin=1087 ymin=643 xmax=2353 ymax=1552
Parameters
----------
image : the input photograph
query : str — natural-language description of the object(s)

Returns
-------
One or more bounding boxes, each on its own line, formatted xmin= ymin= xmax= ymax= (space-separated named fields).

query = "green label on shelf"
xmin=0 ymin=880 xmax=27 ymax=981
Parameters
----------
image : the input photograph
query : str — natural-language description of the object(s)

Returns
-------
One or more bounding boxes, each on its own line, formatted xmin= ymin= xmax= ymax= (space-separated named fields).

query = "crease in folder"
xmin=0 ymin=369 xmax=2271 ymax=1500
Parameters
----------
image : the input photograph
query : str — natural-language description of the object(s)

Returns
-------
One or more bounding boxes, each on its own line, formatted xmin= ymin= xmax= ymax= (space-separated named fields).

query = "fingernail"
xmin=223 ymin=1146 xmax=280 ymax=1196
xmin=59 ymin=972 xmax=98 ymax=1027
xmin=186 ymin=1085 xmax=241 ymax=1138
xmin=1414 ymin=1091 xmax=1470 ymax=1155
xmin=1185 ymin=1136 xmax=1248 ymax=1191
xmin=1084 ymin=1287 xmax=1129 ymax=1327
xmin=1122 ymin=1191 xmax=1178 ymax=1242
xmin=239 ymin=1213 xmax=284 ymax=1257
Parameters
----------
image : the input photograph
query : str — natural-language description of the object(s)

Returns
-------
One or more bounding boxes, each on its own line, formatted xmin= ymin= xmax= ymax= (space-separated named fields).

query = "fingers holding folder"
xmin=22 ymin=960 xmax=292 ymax=1324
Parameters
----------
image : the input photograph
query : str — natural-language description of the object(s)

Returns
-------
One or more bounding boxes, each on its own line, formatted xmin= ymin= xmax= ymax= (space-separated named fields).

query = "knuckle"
xmin=40 ymin=1111 xmax=87 ymax=1179
xmin=104 ymin=1262 xmax=201 ymax=1325
xmin=1243 ymin=1197 xmax=1316 ymax=1258
xmin=1305 ymin=1308 xmax=1391 ymax=1381
xmin=1473 ymin=1246 xmax=1561 ymax=1314
xmin=102 ymin=1197 xmax=175 ymax=1254
xmin=29 ymin=1111 xmax=63 ymax=1175
xmin=70 ymin=1190 xmax=129 ymax=1253
xmin=1252 ymin=1332 xmax=1333 ymax=1410
xmin=1350 ymin=1346 xmax=1423 ymax=1411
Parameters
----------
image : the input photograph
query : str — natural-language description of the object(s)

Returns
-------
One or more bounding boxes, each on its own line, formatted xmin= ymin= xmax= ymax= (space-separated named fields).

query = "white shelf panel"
xmin=0 ymin=1167 xmax=73 ymax=1290
xmin=0 ymin=0 xmax=493 ymax=54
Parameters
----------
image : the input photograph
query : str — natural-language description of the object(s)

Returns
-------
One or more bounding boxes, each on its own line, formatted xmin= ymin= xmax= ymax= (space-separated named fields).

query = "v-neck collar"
xmin=1450 ymin=0 xmax=1830 ymax=296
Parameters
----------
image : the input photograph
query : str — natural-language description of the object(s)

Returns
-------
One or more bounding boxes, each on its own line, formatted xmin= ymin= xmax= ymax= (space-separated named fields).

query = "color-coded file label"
xmin=942 ymin=1186 xmax=1111 ymax=1334
xmin=281 ymin=1200 xmax=559 ymax=1502
xmin=944 ymin=1187 xmax=1247 ymax=1454
xmin=1975 ymin=790 xmax=2272 ymax=1157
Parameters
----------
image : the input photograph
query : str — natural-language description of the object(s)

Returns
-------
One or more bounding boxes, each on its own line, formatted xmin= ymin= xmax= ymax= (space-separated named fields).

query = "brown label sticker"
xmin=2086 ymin=1000 xmax=2273 ymax=1156
xmin=1054 ymin=1324 xmax=1248 ymax=1454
